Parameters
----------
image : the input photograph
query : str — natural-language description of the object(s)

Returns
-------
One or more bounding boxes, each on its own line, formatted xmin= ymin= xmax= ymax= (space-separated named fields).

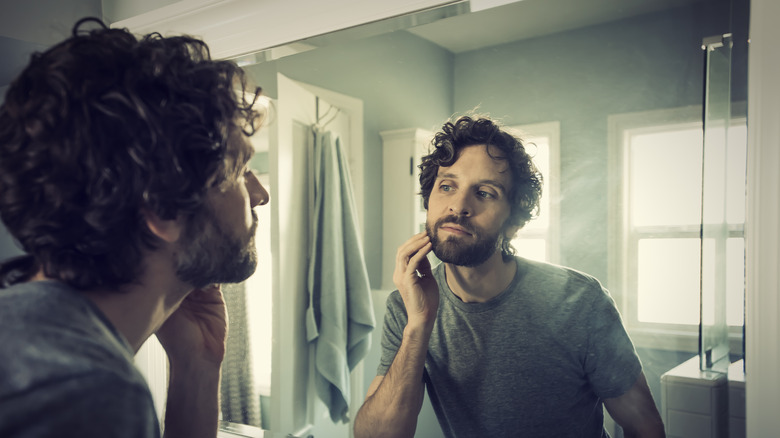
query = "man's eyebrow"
xmin=436 ymin=172 xmax=507 ymax=193
xmin=436 ymin=172 xmax=457 ymax=181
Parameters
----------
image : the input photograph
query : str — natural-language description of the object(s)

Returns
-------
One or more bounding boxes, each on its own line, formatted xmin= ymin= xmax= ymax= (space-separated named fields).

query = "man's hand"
xmin=156 ymin=284 xmax=227 ymax=438
xmin=156 ymin=284 xmax=228 ymax=367
xmin=393 ymin=232 xmax=439 ymax=330
xmin=355 ymin=232 xmax=438 ymax=438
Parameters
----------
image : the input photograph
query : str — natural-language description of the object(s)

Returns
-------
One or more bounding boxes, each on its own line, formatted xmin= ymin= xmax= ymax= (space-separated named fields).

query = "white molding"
xmin=110 ymin=0 xmax=459 ymax=60
xmin=627 ymin=326 xmax=744 ymax=355
xmin=745 ymin=0 xmax=780 ymax=435
xmin=380 ymin=128 xmax=433 ymax=290
xmin=510 ymin=121 xmax=561 ymax=264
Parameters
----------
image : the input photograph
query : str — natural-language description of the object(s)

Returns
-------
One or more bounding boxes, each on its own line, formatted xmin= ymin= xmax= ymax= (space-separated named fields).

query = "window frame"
xmin=509 ymin=121 xmax=561 ymax=265
xmin=608 ymin=106 xmax=746 ymax=354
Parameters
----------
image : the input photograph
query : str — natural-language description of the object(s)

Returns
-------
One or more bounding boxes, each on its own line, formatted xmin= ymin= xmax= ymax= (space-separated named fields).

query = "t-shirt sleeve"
xmin=583 ymin=284 xmax=643 ymax=399
xmin=376 ymin=290 xmax=408 ymax=376
xmin=1 ymin=371 xmax=160 ymax=437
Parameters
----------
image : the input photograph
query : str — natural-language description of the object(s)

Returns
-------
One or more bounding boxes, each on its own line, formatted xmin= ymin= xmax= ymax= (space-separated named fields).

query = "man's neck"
xmin=444 ymin=251 xmax=516 ymax=303
xmin=33 ymin=251 xmax=191 ymax=353
xmin=84 ymin=280 xmax=190 ymax=353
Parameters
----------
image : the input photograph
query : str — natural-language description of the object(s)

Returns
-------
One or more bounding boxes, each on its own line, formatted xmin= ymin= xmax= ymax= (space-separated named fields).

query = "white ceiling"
xmin=0 ymin=0 xmax=706 ymax=88
xmin=407 ymin=0 xmax=704 ymax=53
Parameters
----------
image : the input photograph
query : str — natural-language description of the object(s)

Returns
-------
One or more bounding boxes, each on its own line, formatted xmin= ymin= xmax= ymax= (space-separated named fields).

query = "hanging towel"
xmin=306 ymin=129 xmax=375 ymax=423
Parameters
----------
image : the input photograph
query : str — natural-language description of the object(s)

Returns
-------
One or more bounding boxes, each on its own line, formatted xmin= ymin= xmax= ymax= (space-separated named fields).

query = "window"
xmin=509 ymin=121 xmax=560 ymax=264
xmin=609 ymin=107 xmax=746 ymax=351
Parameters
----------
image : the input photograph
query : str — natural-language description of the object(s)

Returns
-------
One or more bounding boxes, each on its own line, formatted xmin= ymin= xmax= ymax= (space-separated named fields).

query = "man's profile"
xmin=0 ymin=18 xmax=269 ymax=438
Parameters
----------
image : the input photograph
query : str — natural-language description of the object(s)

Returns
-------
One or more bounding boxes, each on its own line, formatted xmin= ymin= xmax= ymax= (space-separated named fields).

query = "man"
xmin=0 ymin=18 xmax=269 ymax=438
xmin=354 ymin=116 xmax=665 ymax=437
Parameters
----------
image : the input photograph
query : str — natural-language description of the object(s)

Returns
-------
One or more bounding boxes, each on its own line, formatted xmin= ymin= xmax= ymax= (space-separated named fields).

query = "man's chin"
xmin=182 ymin=247 xmax=259 ymax=289
xmin=431 ymin=242 xmax=469 ymax=265
xmin=432 ymin=238 xmax=500 ymax=267
xmin=228 ymin=249 xmax=259 ymax=284
xmin=209 ymin=258 xmax=257 ymax=287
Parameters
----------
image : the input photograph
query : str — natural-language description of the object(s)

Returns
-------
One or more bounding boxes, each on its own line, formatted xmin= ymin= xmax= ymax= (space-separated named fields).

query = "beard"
xmin=174 ymin=206 xmax=259 ymax=289
xmin=426 ymin=214 xmax=502 ymax=267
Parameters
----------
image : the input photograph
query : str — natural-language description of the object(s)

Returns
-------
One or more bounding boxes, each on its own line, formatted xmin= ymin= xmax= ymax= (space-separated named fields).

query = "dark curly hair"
xmin=419 ymin=115 xmax=543 ymax=257
xmin=0 ymin=18 xmax=261 ymax=290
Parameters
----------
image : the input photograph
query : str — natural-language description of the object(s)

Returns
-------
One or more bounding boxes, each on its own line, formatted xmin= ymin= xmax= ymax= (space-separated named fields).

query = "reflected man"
xmin=354 ymin=116 xmax=664 ymax=437
xmin=0 ymin=19 xmax=269 ymax=438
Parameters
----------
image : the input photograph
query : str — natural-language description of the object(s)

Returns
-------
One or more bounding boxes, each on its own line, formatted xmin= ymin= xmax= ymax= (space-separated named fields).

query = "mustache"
xmin=434 ymin=215 xmax=476 ymax=235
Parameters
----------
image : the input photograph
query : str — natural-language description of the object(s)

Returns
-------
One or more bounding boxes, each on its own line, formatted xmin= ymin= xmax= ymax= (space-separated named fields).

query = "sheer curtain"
xmin=220 ymin=282 xmax=261 ymax=427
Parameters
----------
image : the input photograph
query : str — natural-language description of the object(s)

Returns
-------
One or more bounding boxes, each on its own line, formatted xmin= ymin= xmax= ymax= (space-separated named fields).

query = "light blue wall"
xmin=452 ymin=0 xmax=745 ymax=415
xmin=243 ymin=2 xmax=740 ymax=295
xmin=453 ymin=3 xmax=734 ymax=284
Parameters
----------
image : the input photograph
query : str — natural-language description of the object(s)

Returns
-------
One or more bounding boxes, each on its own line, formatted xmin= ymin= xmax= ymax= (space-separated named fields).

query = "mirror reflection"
xmin=217 ymin=0 xmax=748 ymax=435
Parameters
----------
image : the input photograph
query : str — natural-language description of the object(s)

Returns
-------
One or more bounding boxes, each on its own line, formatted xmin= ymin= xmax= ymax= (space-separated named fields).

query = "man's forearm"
xmin=163 ymin=361 xmax=221 ymax=438
xmin=354 ymin=325 xmax=432 ymax=438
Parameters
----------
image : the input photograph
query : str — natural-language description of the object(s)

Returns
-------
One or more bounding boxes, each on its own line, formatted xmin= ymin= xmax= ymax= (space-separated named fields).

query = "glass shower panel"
xmin=699 ymin=33 xmax=732 ymax=373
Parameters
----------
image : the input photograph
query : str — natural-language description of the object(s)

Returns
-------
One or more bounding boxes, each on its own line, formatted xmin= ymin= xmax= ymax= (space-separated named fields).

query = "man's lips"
xmin=439 ymin=223 xmax=473 ymax=236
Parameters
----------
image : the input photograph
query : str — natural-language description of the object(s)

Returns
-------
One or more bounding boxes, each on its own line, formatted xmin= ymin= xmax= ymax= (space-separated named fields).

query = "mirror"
xmin=219 ymin=0 xmax=749 ymax=434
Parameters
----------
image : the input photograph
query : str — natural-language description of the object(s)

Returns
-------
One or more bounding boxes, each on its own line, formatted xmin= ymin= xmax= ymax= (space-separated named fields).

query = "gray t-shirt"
xmin=0 ymin=280 xmax=159 ymax=437
xmin=378 ymin=257 xmax=642 ymax=438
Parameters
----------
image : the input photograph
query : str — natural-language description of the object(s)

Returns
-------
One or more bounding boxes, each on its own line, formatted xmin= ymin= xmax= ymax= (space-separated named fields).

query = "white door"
xmin=269 ymin=73 xmax=364 ymax=436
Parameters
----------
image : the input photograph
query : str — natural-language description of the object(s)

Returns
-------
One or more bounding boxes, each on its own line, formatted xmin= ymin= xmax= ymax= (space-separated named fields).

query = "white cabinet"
xmin=727 ymin=360 xmax=746 ymax=438
xmin=380 ymin=128 xmax=432 ymax=290
xmin=661 ymin=356 xmax=729 ymax=438
xmin=660 ymin=353 xmax=746 ymax=438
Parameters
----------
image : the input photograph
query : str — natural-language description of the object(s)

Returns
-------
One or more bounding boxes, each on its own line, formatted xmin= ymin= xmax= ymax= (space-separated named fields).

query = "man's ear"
xmin=141 ymin=208 xmax=182 ymax=243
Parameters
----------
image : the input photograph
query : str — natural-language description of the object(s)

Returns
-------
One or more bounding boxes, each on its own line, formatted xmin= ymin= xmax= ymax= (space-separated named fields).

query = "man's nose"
xmin=246 ymin=172 xmax=269 ymax=207
xmin=448 ymin=192 xmax=471 ymax=216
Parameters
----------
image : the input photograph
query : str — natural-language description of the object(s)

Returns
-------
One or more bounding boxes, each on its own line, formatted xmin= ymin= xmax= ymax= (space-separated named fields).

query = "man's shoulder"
xmin=0 ymin=370 xmax=158 ymax=438
xmin=512 ymin=257 xmax=612 ymax=311
xmin=0 ymin=280 xmax=109 ymax=337
xmin=0 ymin=281 xmax=141 ymax=396
xmin=518 ymin=257 xmax=603 ymax=291
xmin=0 ymin=280 xmax=80 ymax=315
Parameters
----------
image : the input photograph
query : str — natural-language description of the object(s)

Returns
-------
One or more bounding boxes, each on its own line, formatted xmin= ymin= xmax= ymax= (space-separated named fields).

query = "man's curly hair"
xmin=0 ymin=18 xmax=261 ymax=290
xmin=419 ymin=115 xmax=543 ymax=258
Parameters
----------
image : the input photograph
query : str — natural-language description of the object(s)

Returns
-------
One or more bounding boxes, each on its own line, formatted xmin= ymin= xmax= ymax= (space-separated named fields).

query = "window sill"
xmin=627 ymin=325 xmax=743 ymax=356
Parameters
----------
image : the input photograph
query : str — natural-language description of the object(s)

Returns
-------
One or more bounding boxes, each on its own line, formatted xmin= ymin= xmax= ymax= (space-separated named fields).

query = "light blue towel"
xmin=306 ymin=129 xmax=375 ymax=423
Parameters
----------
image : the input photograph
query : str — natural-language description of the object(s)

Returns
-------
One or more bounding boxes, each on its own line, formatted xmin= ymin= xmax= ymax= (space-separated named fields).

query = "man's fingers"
xmin=396 ymin=233 xmax=431 ymax=274
xmin=396 ymin=232 xmax=427 ymax=256
xmin=409 ymin=242 xmax=432 ymax=273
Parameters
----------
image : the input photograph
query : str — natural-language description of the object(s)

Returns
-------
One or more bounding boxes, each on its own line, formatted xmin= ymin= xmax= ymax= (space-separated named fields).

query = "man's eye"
xmin=477 ymin=190 xmax=495 ymax=199
xmin=440 ymin=184 xmax=452 ymax=192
